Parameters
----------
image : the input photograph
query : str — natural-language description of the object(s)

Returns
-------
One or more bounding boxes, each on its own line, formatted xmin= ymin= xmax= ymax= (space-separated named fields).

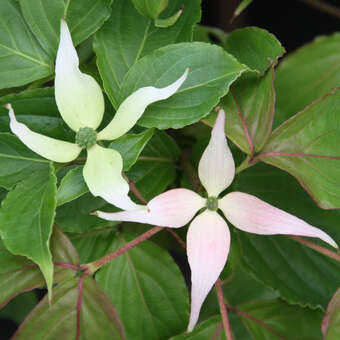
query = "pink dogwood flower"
xmin=96 ymin=109 xmax=338 ymax=331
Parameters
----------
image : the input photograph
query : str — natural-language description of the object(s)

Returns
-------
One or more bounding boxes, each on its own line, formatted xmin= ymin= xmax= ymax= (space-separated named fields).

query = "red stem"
xmin=288 ymin=235 xmax=340 ymax=262
xmin=216 ymin=279 xmax=233 ymax=340
xmin=76 ymin=275 xmax=85 ymax=340
xmin=82 ymin=226 xmax=162 ymax=274
xmin=54 ymin=262 xmax=80 ymax=271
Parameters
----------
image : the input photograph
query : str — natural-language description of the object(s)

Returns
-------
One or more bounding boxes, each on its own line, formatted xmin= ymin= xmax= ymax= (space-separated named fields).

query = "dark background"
xmin=1 ymin=0 xmax=339 ymax=339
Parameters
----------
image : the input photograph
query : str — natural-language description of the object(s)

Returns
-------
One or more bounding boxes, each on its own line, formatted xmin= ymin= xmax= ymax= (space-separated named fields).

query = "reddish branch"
xmin=288 ymin=235 xmax=340 ymax=262
xmin=210 ymin=322 xmax=223 ymax=340
xmin=216 ymin=279 xmax=233 ymax=340
xmin=82 ymin=226 xmax=162 ymax=274
xmin=76 ymin=275 xmax=85 ymax=340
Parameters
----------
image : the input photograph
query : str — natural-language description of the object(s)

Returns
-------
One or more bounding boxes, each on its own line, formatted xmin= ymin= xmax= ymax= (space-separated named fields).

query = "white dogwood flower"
xmin=6 ymin=19 xmax=188 ymax=211
xmin=95 ymin=109 xmax=338 ymax=331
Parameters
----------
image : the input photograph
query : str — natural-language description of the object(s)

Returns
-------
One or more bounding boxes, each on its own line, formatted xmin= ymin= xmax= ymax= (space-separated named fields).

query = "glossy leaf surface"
xmin=94 ymin=0 xmax=201 ymax=107
xmin=119 ymin=42 xmax=247 ymax=129
xmin=224 ymin=27 xmax=285 ymax=74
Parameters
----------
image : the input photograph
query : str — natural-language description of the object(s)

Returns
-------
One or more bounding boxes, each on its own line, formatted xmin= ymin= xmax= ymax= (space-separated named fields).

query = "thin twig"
xmin=129 ymin=180 xmax=147 ymax=204
xmin=81 ymin=227 xmax=162 ymax=274
xmin=76 ymin=275 xmax=85 ymax=340
xmin=288 ymin=235 xmax=340 ymax=262
xmin=298 ymin=0 xmax=340 ymax=19
xmin=54 ymin=262 xmax=80 ymax=271
xmin=216 ymin=279 xmax=233 ymax=340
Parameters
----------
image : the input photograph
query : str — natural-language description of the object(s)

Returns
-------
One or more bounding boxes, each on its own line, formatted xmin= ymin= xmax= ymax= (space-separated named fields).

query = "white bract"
xmin=96 ymin=109 xmax=338 ymax=331
xmin=5 ymin=19 xmax=188 ymax=211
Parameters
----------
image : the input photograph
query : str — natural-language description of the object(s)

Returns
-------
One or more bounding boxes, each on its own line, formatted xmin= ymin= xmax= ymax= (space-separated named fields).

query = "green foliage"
xmin=0 ymin=0 xmax=339 ymax=338
xmin=0 ymin=164 xmax=57 ymax=297
xmin=96 ymin=229 xmax=189 ymax=340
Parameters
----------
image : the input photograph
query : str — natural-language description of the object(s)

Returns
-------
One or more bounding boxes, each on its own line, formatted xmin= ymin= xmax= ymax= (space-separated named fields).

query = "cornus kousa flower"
xmin=5 ymin=19 xmax=188 ymax=211
xmin=95 ymin=109 xmax=338 ymax=331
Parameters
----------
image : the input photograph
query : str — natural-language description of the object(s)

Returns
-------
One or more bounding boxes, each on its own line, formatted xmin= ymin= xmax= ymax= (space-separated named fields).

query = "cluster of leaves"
xmin=0 ymin=0 xmax=339 ymax=339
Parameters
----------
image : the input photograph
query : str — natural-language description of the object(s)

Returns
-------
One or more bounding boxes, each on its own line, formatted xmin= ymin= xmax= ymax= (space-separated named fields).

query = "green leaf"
xmin=70 ymin=228 xmax=117 ymax=263
xmin=131 ymin=0 xmax=167 ymax=19
xmin=224 ymin=27 xmax=285 ymax=74
xmin=0 ymin=226 xmax=79 ymax=308
xmin=0 ymin=87 xmax=73 ymax=141
xmin=94 ymin=0 xmax=201 ymax=108
xmin=0 ymin=133 xmax=49 ymax=190
xmin=0 ymin=291 xmax=37 ymax=324
xmin=0 ymin=165 xmax=57 ymax=298
xmin=96 ymin=229 xmax=189 ymax=340
xmin=127 ymin=130 xmax=180 ymax=200
xmin=0 ymin=0 xmax=53 ymax=89
xmin=56 ymin=193 xmax=119 ymax=233
xmin=322 ymin=288 xmax=340 ymax=340
xmin=118 ymin=42 xmax=247 ymax=129
xmin=109 ymin=128 xmax=154 ymax=171
xmin=13 ymin=275 xmax=125 ymax=340
xmin=239 ymin=299 xmax=323 ymax=340
xmin=19 ymin=0 xmax=113 ymax=58
xmin=259 ymin=88 xmax=340 ymax=209
xmin=57 ymin=166 xmax=88 ymax=206
xmin=169 ymin=316 xmax=224 ymax=340
xmin=275 ymin=33 xmax=340 ymax=127
xmin=232 ymin=162 xmax=340 ymax=308
xmin=203 ymin=67 xmax=276 ymax=154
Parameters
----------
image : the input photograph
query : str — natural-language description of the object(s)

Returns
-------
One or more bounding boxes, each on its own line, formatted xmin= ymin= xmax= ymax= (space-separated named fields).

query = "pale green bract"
xmin=6 ymin=19 xmax=188 ymax=211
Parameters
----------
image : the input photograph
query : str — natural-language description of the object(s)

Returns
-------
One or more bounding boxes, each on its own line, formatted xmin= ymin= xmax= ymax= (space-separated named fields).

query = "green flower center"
xmin=75 ymin=127 xmax=97 ymax=149
xmin=206 ymin=197 xmax=218 ymax=211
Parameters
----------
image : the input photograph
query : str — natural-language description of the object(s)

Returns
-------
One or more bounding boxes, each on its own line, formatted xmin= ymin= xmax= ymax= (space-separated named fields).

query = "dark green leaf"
xmin=0 ymin=226 xmax=79 ymax=308
xmin=203 ymin=67 xmax=276 ymax=154
xmin=19 ymin=0 xmax=113 ymax=58
xmin=13 ymin=275 xmax=125 ymax=340
xmin=94 ymin=0 xmax=201 ymax=107
xmin=109 ymin=128 xmax=154 ymax=171
xmin=0 ymin=133 xmax=49 ymax=190
xmin=57 ymin=166 xmax=88 ymax=206
xmin=0 ymin=165 xmax=57 ymax=296
xmin=96 ymin=229 xmax=189 ymax=340
xmin=169 ymin=316 xmax=224 ymax=340
xmin=275 ymin=33 xmax=340 ymax=127
xmin=232 ymin=162 xmax=340 ymax=308
xmin=0 ymin=291 xmax=37 ymax=324
xmin=259 ymin=88 xmax=340 ymax=209
xmin=119 ymin=42 xmax=247 ymax=129
xmin=127 ymin=130 xmax=180 ymax=200
xmin=239 ymin=299 xmax=323 ymax=340
xmin=0 ymin=0 xmax=53 ymax=89
xmin=225 ymin=27 xmax=285 ymax=74
xmin=56 ymin=193 xmax=119 ymax=233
